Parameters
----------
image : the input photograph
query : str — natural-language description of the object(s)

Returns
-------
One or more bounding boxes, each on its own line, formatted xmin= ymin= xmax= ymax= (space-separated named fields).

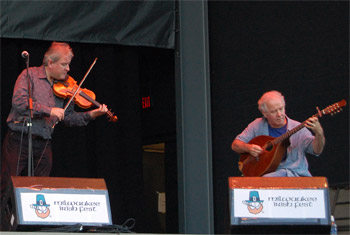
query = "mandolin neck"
xmin=272 ymin=113 xmax=320 ymax=145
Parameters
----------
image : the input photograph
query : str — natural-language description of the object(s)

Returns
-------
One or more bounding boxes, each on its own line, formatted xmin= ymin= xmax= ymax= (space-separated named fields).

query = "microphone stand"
xmin=24 ymin=54 xmax=34 ymax=176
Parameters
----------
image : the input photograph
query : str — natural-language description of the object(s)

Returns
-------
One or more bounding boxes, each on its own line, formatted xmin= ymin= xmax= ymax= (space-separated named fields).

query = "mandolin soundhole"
xmin=265 ymin=142 xmax=273 ymax=151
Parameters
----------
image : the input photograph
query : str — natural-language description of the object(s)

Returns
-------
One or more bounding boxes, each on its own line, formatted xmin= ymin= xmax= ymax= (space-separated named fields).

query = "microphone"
xmin=21 ymin=51 xmax=29 ymax=58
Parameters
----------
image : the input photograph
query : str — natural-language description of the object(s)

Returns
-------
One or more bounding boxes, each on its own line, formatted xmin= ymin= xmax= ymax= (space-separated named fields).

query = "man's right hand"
xmin=232 ymin=139 xmax=263 ymax=157
xmin=50 ymin=107 xmax=65 ymax=121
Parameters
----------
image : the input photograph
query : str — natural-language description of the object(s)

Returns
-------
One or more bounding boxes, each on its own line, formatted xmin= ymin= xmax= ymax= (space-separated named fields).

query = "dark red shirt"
xmin=7 ymin=65 xmax=93 ymax=139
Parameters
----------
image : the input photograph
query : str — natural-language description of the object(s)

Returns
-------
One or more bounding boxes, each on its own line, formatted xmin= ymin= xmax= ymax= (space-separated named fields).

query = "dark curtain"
xmin=208 ymin=1 xmax=349 ymax=233
xmin=0 ymin=1 xmax=175 ymax=49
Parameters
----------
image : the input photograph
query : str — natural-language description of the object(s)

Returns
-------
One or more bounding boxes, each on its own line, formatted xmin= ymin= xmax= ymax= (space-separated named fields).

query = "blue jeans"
xmin=263 ymin=168 xmax=300 ymax=177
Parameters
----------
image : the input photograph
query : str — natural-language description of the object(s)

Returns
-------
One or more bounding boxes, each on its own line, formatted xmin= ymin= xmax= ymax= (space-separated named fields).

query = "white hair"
xmin=258 ymin=90 xmax=285 ymax=114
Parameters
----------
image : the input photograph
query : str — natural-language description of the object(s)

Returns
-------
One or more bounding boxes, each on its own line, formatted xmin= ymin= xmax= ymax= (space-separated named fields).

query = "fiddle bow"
xmin=52 ymin=58 xmax=118 ymax=127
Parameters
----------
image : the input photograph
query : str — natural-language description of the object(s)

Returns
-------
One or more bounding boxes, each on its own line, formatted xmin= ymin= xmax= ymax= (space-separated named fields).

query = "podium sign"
xmin=228 ymin=177 xmax=331 ymax=233
xmin=233 ymin=188 xmax=326 ymax=219
xmin=2 ymin=176 xmax=112 ymax=231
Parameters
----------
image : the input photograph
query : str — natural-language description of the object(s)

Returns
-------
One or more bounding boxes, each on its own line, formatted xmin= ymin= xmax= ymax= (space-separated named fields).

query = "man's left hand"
xmin=90 ymin=104 xmax=108 ymax=119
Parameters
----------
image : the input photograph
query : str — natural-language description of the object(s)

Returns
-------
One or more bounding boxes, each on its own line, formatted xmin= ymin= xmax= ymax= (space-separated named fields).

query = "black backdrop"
xmin=209 ymin=1 xmax=349 ymax=233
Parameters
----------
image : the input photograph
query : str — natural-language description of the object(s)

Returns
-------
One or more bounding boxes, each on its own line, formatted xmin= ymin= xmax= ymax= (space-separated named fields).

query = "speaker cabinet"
xmin=1 ymin=176 xmax=112 ymax=231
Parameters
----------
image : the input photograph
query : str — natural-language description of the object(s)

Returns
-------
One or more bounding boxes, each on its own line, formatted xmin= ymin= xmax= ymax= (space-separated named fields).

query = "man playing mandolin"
xmin=1 ymin=42 xmax=108 ymax=199
xmin=231 ymin=90 xmax=325 ymax=177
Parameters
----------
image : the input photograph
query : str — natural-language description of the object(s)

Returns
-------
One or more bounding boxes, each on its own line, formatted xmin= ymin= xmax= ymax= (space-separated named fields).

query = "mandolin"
xmin=238 ymin=99 xmax=346 ymax=177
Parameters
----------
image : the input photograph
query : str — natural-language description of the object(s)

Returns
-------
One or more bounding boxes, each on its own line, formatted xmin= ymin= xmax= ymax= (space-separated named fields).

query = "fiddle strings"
xmin=52 ymin=58 xmax=98 ymax=128
xmin=61 ymin=57 xmax=98 ymax=113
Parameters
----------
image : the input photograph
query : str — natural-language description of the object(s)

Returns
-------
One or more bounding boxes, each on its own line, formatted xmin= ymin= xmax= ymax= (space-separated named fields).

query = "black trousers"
xmin=0 ymin=130 xmax=52 ymax=198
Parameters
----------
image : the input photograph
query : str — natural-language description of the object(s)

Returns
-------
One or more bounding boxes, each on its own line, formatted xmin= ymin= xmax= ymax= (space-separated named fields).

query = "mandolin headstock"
xmin=321 ymin=99 xmax=347 ymax=116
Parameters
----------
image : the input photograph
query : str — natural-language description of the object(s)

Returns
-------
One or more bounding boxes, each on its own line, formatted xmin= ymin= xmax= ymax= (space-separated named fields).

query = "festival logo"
xmin=242 ymin=191 xmax=264 ymax=214
xmin=30 ymin=194 xmax=50 ymax=219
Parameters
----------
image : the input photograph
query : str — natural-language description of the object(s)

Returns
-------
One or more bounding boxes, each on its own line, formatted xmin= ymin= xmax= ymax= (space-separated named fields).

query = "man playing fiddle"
xmin=1 ymin=42 xmax=108 ymax=199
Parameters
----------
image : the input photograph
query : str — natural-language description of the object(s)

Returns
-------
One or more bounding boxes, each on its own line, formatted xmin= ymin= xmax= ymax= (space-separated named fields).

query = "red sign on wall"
xmin=142 ymin=96 xmax=151 ymax=109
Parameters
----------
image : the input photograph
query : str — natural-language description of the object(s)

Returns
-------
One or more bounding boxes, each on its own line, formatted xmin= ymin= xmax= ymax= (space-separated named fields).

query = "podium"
xmin=1 ymin=176 xmax=112 ymax=231
xmin=228 ymin=177 xmax=331 ymax=234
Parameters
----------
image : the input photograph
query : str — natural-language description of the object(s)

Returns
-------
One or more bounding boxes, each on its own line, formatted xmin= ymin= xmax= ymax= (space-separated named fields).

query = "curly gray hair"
xmin=43 ymin=42 xmax=74 ymax=66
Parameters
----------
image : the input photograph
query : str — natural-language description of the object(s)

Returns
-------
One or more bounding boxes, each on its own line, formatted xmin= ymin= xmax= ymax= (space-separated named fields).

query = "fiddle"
xmin=53 ymin=75 xmax=118 ymax=122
